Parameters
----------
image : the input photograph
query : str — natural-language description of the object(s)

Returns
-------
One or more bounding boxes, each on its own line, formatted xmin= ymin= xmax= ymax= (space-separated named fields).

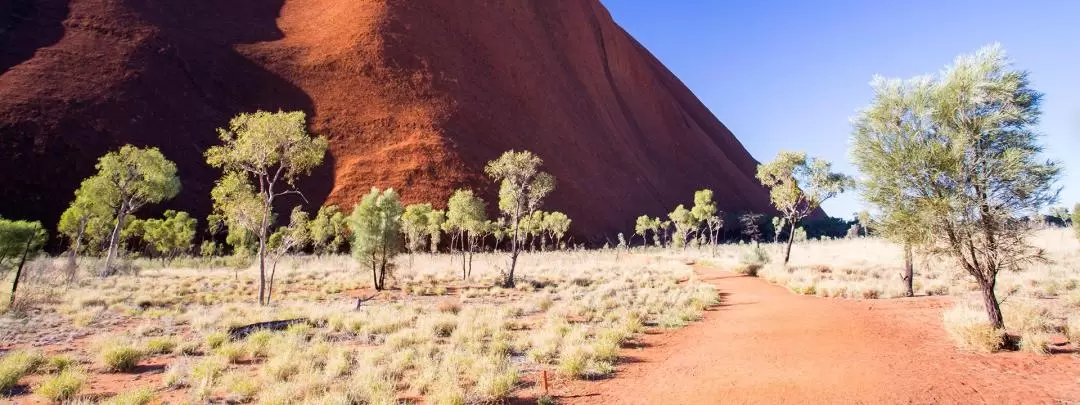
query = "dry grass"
xmin=0 ymin=250 xmax=717 ymax=402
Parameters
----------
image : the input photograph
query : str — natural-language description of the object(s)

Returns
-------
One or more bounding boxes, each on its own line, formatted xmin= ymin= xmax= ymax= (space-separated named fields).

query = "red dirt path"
xmin=562 ymin=266 xmax=1080 ymax=405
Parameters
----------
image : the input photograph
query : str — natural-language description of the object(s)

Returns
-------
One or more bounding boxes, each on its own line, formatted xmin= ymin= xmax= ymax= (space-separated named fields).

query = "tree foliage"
xmin=206 ymin=110 xmax=327 ymax=305
xmin=444 ymin=190 xmax=487 ymax=278
xmin=485 ymin=150 xmax=555 ymax=287
xmin=757 ymin=151 xmax=853 ymax=264
xmin=668 ymin=205 xmax=694 ymax=249
xmin=348 ymin=188 xmax=403 ymax=292
xmin=849 ymin=44 xmax=1060 ymax=327
xmin=125 ymin=210 xmax=197 ymax=262
xmin=80 ymin=146 xmax=181 ymax=276
xmin=265 ymin=207 xmax=311 ymax=303
xmin=402 ymin=203 xmax=433 ymax=255
xmin=309 ymin=205 xmax=348 ymax=255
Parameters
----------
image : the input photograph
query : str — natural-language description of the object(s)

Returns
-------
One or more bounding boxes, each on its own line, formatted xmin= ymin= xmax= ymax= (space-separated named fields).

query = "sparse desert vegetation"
xmin=0 ymin=251 xmax=717 ymax=403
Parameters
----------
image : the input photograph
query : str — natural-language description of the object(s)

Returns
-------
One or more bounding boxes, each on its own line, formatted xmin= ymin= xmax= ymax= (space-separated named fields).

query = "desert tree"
xmin=770 ymin=216 xmax=787 ymax=243
xmin=426 ymin=209 xmax=446 ymax=253
xmin=265 ymin=207 xmax=311 ymax=303
xmin=739 ymin=213 xmax=763 ymax=247
xmin=0 ymin=218 xmax=47 ymax=310
xmin=402 ymin=203 xmax=433 ymax=267
xmin=757 ymin=151 xmax=853 ymax=265
xmin=542 ymin=211 xmax=571 ymax=250
xmin=205 ymin=110 xmax=328 ymax=305
xmin=691 ymin=190 xmax=722 ymax=246
xmin=857 ymin=210 xmax=872 ymax=236
xmin=667 ymin=204 xmax=695 ymax=249
xmin=309 ymin=205 xmax=349 ymax=256
xmin=849 ymin=45 xmax=1060 ymax=327
xmin=444 ymin=190 xmax=487 ymax=278
xmin=348 ymin=188 xmax=403 ymax=294
xmin=127 ymin=210 xmax=197 ymax=263
xmin=57 ymin=183 xmax=113 ymax=275
xmin=80 ymin=146 xmax=181 ymax=276
xmin=487 ymin=218 xmax=508 ymax=251
xmin=484 ymin=150 xmax=555 ymax=287
xmin=633 ymin=215 xmax=653 ymax=247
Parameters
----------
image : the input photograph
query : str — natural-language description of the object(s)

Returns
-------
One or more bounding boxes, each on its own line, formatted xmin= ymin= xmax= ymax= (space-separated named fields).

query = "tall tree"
xmin=426 ymin=209 xmax=446 ymax=254
xmin=542 ymin=211 xmax=571 ymax=250
xmin=402 ymin=203 xmax=433 ymax=262
xmin=757 ymin=151 xmax=853 ymax=264
xmin=850 ymin=45 xmax=1060 ymax=327
xmin=668 ymin=204 xmax=695 ymax=249
xmin=347 ymin=188 xmax=403 ymax=294
xmin=484 ymin=150 xmax=555 ymax=287
xmin=634 ymin=215 xmax=654 ymax=247
xmin=444 ymin=190 xmax=487 ymax=278
xmin=206 ymin=110 xmax=328 ymax=305
xmin=81 ymin=146 xmax=181 ymax=276
xmin=0 ymin=218 xmax=47 ymax=310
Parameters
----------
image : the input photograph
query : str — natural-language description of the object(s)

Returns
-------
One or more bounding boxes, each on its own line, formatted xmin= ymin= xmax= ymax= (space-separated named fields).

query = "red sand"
xmin=0 ymin=0 xmax=775 ymax=238
xmin=555 ymin=266 xmax=1080 ymax=404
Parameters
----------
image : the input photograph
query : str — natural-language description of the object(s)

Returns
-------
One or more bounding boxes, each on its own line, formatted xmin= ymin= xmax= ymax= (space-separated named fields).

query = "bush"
xmin=34 ymin=368 xmax=86 ymax=402
xmin=143 ymin=337 xmax=177 ymax=355
xmin=101 ymin=344 xmax=145 ymax=372
xmin=1067 ymin=314 xmax=1080 ymax=343
xmin=736 ymin=247 xmax=769 ymax=276
xmin=942 ymin=304 xmax=1005 ymax=353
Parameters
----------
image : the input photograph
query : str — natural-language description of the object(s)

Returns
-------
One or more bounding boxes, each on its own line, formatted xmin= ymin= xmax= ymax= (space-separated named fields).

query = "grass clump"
xmin=736 ymin=247 xmax=769 ymax=276
xmin=144 ymin=336 xmax=178 ymax=355
xmin=103 ymin=387 xmax=156 ymax=405
xmin=0 ymin=349 xmax=45 ymax=393
xmin=942 ymin=304 xmax=1005 ymax=353
xmin=34 ymin=368 xmax=86 ymax=403
xmin=100 ymin=343 xmax=146 ymax=372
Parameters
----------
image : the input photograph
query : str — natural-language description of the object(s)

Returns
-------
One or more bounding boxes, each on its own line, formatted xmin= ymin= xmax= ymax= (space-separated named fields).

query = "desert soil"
xmin=557 ymin=265 xmax=1080 ymax=405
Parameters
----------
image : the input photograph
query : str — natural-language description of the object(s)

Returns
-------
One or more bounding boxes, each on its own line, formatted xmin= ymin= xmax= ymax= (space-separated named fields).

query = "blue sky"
xmin=604 ymin=1 xmax=1079 ymax=219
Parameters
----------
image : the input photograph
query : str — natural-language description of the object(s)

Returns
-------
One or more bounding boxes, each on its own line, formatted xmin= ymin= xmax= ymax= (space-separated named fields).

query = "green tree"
xmin=81 ymin=146 xmax=181 ymax=276
xmin=444 ymin=190 xmax=487 ymax=278
xmin=309 ymin=205 xmax=348 ymax=255
xmin=265 ymin=208 xmax=311 ymax=303
xmin=426 ymin=209 xmax=446 ymax=254
xmin=757 ymin=151 xmax=853 ymax=265
xmin=206 ymin=110 xmax=328 ymax=305
xmin=849 ymin=45 xmax=1060 ymax=328
xmin=402 ymin=203 xmax=433 ymax=260
xmin=0 ymin=218 xmax=47 ymax=310
xmin=542 ymin=211 xmax=571 ymax=250
xmin=57 ymin=183 xmax=113 ymax=275
xmin=348 ymin=188 xmax=403 ymax=293
xmin=129 ymin=211 xmax=197 ymax=263
xmin=668 ymin=205 xmax=694 ymax=249
xmin=634 ymin=215 xmax=653 ymax=247
xmin=484 ymin=150 xmax=555 ymax=287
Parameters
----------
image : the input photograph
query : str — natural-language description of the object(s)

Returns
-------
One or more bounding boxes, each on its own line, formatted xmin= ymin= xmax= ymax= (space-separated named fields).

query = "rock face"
xmin=0 ymin=0 xmax=774 ymax=240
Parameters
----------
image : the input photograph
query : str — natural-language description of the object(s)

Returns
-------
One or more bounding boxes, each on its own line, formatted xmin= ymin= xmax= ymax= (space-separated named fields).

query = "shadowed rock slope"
xmin=0 ymin=0 xmax=774 ymax=239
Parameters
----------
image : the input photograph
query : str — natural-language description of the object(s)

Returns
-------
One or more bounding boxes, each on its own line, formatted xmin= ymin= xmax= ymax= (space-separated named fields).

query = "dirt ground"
xmin=554 ymin=266 xmax=1080 ymax=405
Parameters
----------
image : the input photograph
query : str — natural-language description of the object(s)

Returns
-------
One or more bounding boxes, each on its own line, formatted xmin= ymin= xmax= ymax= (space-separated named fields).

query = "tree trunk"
xmin=978 ymin=278 xmax=1005 ymax=329
xmin=460 ymin=231 xmax=467 ymax=280
xmin=8 ymin=235 xmax=34 ymax=310
xmin=102 ymin=205 xmax=128 ymax=277
xmin=784 ymin=221 xmax=796 ymax=265
xmin=266 ymin=259 xmax=279 ymax=304
xmin=902 ymin=244 xmax=914 ymax=297
xmin=66 ymin=220 xmax=86 ymax=282
xmin=370 ymin=255 xmax=379 ymax=291
xmin=505 ymin=209 xmax=521 ymax=288
xmin=258 ymin=228 xmax=268 ymax=306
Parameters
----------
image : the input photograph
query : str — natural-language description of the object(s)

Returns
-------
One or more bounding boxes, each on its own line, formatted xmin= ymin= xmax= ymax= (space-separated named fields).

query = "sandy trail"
xmin=563 ymin=266 xmax=1080 ymax=405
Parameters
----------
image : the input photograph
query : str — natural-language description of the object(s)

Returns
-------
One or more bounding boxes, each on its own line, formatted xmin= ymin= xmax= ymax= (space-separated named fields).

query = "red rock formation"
xmin=0 ymin=0 xmax=775 ymax=239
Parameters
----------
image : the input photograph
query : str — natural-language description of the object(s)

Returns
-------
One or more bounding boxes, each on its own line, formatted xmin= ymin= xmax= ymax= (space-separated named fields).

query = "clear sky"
xmin=604 ymin=1 xmax=1079 ymax=219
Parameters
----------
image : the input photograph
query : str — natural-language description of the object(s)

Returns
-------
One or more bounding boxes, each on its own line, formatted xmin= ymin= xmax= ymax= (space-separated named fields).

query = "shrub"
xmin=1019 ymin=331 xmax=1051 ymax=355
xmin=215 ymin=343 xmax=246 ymax=364
xmin=223 ymin=371 xmax=260 ymax=402
xmin=1068 ymin=314 xmax=1080 ymax=343
xmin=736 ymin=247 xmax=770 ymax=276
xmin=942 ymin=304 xmax=1005 ymax=353
xmin=101 ymin=344 xmax=145 ymax=372
xmin=205 ymin=331 xmax=228 ymax=350
xmin=34 ymin=368 xmax=86 ymax=402
xmin=103 ymin=387 xmax=155 ymax=405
